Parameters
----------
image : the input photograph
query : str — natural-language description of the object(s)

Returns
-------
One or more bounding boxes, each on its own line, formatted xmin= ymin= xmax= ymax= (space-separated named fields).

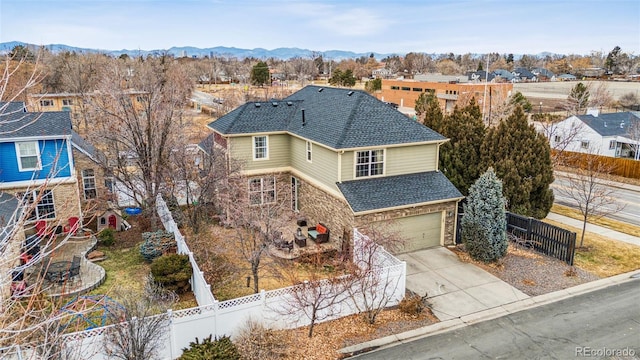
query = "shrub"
xmin=98 ymin=228 xmax=115 ymax=247
xmin=150 ymin=254 xmax=193 ymax=293
xmin=139 ymin=230 xmax=175 ymax=262
xmin=398 ymin=293 xmax=428 ymax=316
xmin=179 ymin=335 xmax=240 ymax=360
xmin=234 ymin=319 xmax=291 ymax=360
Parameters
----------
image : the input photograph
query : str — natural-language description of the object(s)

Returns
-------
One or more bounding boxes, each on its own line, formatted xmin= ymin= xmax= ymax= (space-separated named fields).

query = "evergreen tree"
xmin=567 ymin=82 xmax=590 ymax=114
xmin=439 ymin=98 xmax=486 ymax=196
xmin=461 ymin=168 xmax=507 ymax=262
xmin=480 ymin=106 xmax=554 ymax=219
xmin=415 ymin=93 xmax=444 ymax=133
xmin=250 ymin=61 xmax=270 ymax=86
xmin=509 ymin=91 xmax=533 ymax=113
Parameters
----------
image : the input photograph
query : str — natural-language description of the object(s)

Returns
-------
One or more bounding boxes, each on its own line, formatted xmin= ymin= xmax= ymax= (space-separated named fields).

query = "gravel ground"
xmin=452 ymin=245 xmax=600 ymax=296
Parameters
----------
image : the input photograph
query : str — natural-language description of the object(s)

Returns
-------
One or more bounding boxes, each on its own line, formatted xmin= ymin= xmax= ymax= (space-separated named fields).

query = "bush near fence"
xmin=554 ymin=150 xmax=640 ymax=179
xmin=456 ymin=212 xmax=577 ymax=265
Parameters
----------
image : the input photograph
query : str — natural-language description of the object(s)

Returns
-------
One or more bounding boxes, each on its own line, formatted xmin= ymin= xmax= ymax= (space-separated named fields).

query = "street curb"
xmin=338 ymin=269 xmax=640 ymax=357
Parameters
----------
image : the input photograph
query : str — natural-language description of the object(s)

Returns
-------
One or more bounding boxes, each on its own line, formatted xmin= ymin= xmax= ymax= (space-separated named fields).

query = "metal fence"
xmin=456 ymin=212 xmax=576 ymax=265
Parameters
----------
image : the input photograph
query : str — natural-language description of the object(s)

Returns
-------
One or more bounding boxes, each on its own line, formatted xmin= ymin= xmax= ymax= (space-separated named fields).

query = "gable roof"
xmin=208 ymin=85 xmax=446 ymax=149
xmin=0 ymin=102 xmax=72 ymax=140
xmin=71 ymin=130 xmax=106 ymax=163
xmin=337 ymin=171 xmax=463 ymax=214
xmin=576 ymin=112 xmax=640 ymax=137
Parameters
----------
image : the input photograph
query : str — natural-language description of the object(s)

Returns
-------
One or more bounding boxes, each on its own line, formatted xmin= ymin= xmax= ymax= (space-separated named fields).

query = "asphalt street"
xmin=551 ymin=175 xmax=640 ymax=227
xmin=352 ymin=279 xmax=640 ymax=359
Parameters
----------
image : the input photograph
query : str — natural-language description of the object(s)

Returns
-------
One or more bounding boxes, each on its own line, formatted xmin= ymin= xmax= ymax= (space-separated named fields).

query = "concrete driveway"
xmin=397 ymin=248 xmax=529 ymax=321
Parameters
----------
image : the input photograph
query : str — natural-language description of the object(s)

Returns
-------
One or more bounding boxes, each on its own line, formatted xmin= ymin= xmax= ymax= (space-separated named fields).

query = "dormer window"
xmin=16 ymin=141 xmax=41 ymax=171
xmin=40 ymin=99 xmax=54 ymax=107
xmin=355 ymin=149 xmax=384 ymax=178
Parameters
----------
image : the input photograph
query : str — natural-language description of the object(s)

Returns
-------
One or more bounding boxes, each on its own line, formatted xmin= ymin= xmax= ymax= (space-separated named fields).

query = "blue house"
xmin=0 ymin=102 xmax=82 ymax=229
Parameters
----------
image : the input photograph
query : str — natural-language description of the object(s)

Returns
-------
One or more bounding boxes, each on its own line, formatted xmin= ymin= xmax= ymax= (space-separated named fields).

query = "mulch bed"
xmin=450 ymin=244 xmax=600 ymax=296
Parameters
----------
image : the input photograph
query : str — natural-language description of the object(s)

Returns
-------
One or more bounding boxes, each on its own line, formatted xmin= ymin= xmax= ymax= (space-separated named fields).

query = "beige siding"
xmin=229 ymin=134 xmax=291 ymax=171
xmin=291 ymin=137 xmax=339 ymax=190
xmin=340 ymin=144 xmax=438 ymax=181
xmin=386 ymin=144 xmax=438 ymax=175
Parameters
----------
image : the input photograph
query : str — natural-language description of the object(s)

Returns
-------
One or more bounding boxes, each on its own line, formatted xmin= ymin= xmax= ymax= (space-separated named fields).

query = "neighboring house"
xmin=377 ymin=79 xmax=513 ymax=114
xmin=0 ymin=101 xmax=85 ymax=232
xmin=201 ymin=86 xmax=464 ymax=253
xmin=531 ymin=68 xmax=555 ymax=81
xmin=512 ymin=68 xmax=537 ymax=82
xmin=371 ymin=68 xmax=394 ymax=79
xmin=71 ymin=131 xmax=113 ymax=217
xmin=491 ymin=69 xmax=517 ymax=82
xmin=0 ymin=192 xmax=24 ymax=301
xmin=557 ymin=74 xmax=577 ymax=81
xmin=549 ymin=110 xmax=640 ymax=159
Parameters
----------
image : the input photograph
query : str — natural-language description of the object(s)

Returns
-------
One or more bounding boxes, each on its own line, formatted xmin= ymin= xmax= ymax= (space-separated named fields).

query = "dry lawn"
xmin=544 ymin=218 xmax=640 ymax=277
xmin=551 ymin=204 xmax=640 ymax=238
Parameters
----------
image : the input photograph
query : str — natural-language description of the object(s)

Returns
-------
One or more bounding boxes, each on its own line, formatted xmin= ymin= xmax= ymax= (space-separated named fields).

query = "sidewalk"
xmin=545 ymin=212 xmax=640 ymax=247
xmin=340 ymin=269 xmax=640 ymax=357
xmin=554 ymin=171 xmax=640 ymax=193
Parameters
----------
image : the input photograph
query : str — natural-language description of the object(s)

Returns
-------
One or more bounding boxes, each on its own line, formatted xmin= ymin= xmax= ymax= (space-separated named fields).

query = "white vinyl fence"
xmin=57 ymin=196 xmax=407 ymax=359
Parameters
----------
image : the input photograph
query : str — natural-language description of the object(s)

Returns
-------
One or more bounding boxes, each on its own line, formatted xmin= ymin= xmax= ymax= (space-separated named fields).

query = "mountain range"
xmin=0 ymin=41 xmax=399 ymax=60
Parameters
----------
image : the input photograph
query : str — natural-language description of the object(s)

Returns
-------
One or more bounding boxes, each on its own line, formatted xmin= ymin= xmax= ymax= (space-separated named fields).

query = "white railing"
xmin=51 ymin=198 xmax=407 ymax=360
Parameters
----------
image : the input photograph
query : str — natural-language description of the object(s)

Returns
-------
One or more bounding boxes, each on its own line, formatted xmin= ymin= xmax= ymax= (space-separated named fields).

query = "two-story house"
xmin=201 ymin=86 xmax=463 ymax=253
xmin=0 ymin=102 xmax=110 ymax=233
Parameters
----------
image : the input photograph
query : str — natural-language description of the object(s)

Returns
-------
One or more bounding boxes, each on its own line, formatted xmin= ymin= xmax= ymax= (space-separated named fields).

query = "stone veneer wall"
xmin=355 ymin=201 xmax=459 ymax=246
xmin=295 ymin=179 xmax=354 ymax=246
xmin=73 ymin=149 xmax=111 ymax=217
xmin=3 ymin=181 xmax=82 ymax=230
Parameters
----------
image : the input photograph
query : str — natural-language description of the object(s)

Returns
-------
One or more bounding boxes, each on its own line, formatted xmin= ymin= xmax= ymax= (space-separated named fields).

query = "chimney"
xmin=302 ymin=109 xmax=306 ymax=126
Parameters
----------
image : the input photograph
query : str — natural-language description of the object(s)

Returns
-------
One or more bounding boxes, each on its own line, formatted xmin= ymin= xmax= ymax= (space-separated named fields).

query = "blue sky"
xmin=1 ymin=0 xmax=638 ymax=55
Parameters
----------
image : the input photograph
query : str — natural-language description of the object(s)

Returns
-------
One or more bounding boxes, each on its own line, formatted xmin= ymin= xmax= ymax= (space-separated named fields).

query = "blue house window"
xmin=21 ymin=190 xmax=56 ymax=220
xmin=355 ymin=149 xmax=384 ymax=178
xmin=16 ymin=141 xmax=41 ymax=171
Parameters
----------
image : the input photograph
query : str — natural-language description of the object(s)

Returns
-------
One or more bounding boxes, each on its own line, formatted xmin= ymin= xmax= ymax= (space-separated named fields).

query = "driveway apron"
xmin=397 ymin=248 xmax=529 ymax=321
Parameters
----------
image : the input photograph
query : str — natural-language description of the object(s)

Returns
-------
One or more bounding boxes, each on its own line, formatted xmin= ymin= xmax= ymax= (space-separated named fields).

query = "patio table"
xmin=45 ymin=261 xmax=72 ymax=284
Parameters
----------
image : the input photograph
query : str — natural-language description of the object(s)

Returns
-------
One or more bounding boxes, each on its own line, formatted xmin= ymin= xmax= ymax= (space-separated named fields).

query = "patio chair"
xmin=64 ymin=217 xmax=80 ymax=235
xmin=69 ymin=255 xmax=81 ymax=283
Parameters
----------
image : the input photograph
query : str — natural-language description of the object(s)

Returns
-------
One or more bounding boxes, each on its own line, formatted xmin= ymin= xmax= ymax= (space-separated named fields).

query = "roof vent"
xmin=272 ymin=101 xmax=278 ymax=107
xmin=255 ymin=103 xmax=261 ymax=108
xmin=287 ymin=101 xmax=293 ymax=106
xmin=318 ymin=88 xmax=324 ymax=92
xmin=302 ymin=109 xmax=306 ymax=126
xmin=347 ymin=91 xmax=354 ymax=96
xmin=620 ymin=122 xmax=625 ymax=128
xmin=604 ymin=121 xmax=607 ymax=127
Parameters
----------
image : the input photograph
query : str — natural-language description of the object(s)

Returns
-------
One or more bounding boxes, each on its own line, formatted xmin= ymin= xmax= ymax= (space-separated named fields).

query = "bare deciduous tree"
xmin=555 ymin=151 xmax=625 ymax=247
xmin=103 ymin=288 xmax=173 ymax=360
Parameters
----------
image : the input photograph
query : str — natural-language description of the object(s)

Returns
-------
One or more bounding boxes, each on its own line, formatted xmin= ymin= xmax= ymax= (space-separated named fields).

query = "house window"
xmin=253 ymin=136 xmax=268 ymax=160
xmin=401 ymin=87 xmax=411 ymax=91
xmin=248 ymin=176 xmax=276 ymax=205
xmin=21 ymin=190 xmax=56 ymax=220
xmin=609 ymin=140 xmax=616 ymax=150
xmin=412 ymin=88 xmax=423 ymax=92
xmin=16 ymin=141 xmax=41 ymax=171
xmin=390 ymin=86 xmax=400 ymax=90
xmin=104 ymin=177 xmax=114 ymax=193
xmin=40 ymin=99 xmax=54 ymax=107
xmin=356 ymin=149 xmax=384 ymax=178
xmin=554 ymin=135 xmax=561 ymax=143
xmin=581 ymin=140 xmax=590 ymax=149
xmin=306 ymin=141 xmax=312 ymax=162
xmin=82 ymin=169 xmax=97 ymax=199
xmin=62 ymin=99 xmax=73 ymax=106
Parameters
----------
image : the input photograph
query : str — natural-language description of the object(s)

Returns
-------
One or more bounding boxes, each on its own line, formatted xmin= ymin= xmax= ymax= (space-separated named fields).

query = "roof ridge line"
xmin=334 ymin=90 xmax=363 ymax=148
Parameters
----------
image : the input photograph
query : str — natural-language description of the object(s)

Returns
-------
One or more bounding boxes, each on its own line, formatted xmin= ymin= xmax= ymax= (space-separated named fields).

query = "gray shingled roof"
xmin=198 ymin=133 xmax=215 ymax=155
xmin=71 ymin=130 xmax=106 ymax=163
xmin=577 ymin=112 xmax=640 ymax=137
xmin=0 ymin=102 xmax=72 ymax=139
xmin=337 ymin=171 xmax=463 ymax=213
xmin=0 ymin=192 xmax=20 ymax=228
xmin=208 ymin=86 xmax=446 ymax=149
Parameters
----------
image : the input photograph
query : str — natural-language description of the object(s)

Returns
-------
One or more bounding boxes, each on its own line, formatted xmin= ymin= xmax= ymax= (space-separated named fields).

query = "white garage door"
xmin=394 ymin=212 xmax=442 ymax=253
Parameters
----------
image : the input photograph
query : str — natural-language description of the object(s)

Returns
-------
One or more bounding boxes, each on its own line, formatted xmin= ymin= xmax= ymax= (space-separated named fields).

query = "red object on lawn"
xmin=36 ymin=220 xmax=48 ymax=236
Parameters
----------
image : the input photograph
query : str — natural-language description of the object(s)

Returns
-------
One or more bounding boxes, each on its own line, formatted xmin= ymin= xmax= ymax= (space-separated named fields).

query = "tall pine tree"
xmin=415 ymin=93 xmax=444 ymax=133
xmin=440 ymin=98 xmax=485 ymax=196
xmin=480 ymin=106 xmax=554 ymax=219
xmin=461 ymin=168 xmax=507 ymax=262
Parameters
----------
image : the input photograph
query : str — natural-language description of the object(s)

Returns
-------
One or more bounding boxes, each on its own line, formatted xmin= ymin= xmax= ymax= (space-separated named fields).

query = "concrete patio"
xmin=24 ymin=232 xmax=106 ymax=299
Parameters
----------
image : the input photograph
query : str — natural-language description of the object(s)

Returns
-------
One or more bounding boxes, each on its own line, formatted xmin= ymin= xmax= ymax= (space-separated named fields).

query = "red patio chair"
xmin=64 ymin=217 xmax=80 ymax=235
xmin=35 ymin=220 xmax=48 ymax=237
